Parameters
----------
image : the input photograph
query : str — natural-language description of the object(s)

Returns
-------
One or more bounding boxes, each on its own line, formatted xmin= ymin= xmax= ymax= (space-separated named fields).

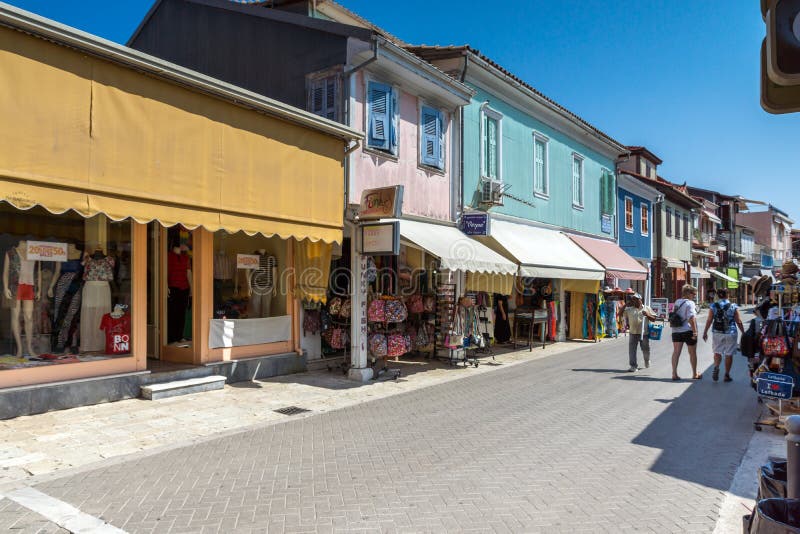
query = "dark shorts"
xmin=672 ymin=330 xmax=697 ymax=346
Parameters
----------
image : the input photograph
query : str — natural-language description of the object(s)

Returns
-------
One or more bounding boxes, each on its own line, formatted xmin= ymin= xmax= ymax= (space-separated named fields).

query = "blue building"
xmin=616 ymin=172 xmax=660 ymax=300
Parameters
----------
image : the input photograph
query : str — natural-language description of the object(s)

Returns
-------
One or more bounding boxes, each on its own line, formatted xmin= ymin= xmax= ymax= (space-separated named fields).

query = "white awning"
xmin=703 ymin=210 xmax=722 ymax=224
xmin=709 ymin=269 xmax=738 ymax=283
xmin=392 ymin=219 xmax=517 ymax=275
xmin=741 ymin=276 xmax=752 ymax=282
xmin=692 ymin=249 xmax=716 ymax=258
xmin=482 ymin=219 xmax=604 ymax=280
xmin=691 ymin=266 xmax=711 ymax=279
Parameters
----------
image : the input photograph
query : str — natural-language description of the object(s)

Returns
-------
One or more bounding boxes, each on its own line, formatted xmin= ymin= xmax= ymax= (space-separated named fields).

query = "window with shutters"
xmin=600 ymin=169 xmax=614 ymax=216
xmin=572 ymin=153 xmax=584 ymax=208
xmin=420 ymin=105 xmax=444 ymax=170
xmin=367 ymin=81 xmax=398 ymax=155
xmin=674 ymin=210 xmax=681 ymax=240
xmin=666 ymin=207 xmax=672 ymax=236
xmin=533 ymin=132 xmax=548 ymax=197
xmin=641 ymin=204 xmax=649 ymax=236
xmin=480 ymin=106 xmax=502 ymax=181
xmin=683 ymin=215 xmax=689 ymax=241
xmin=624 ymin=197 xmax=634 ymax=232
xmin=306 ymin=73 xmax=339 ymax=122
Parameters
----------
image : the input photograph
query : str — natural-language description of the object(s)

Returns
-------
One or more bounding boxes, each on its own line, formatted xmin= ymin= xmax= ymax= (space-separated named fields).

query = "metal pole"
xmin=786 ymin=415 xmax=800 ymax=498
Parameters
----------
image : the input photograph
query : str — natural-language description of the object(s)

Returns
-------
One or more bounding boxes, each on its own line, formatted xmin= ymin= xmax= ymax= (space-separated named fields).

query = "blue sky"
xmin=4 ymin=0 xmax=798 ymax=224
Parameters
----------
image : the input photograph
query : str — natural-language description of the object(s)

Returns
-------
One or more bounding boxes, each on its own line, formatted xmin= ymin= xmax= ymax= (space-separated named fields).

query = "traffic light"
xmin=761 ymin=0 xmax=800 ymax=113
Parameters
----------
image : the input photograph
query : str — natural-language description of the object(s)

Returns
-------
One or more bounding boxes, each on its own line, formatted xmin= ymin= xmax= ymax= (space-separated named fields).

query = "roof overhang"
xmin=1 ymin=2 xmax=362 ymax=143
xmin=462 ymin=51 xmax=626 ymax=160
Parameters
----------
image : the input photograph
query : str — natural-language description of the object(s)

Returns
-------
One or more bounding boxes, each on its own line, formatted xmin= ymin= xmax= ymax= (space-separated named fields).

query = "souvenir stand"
xmin=319 ymin=295 xmax=350 ymax=373
xmin=752 ymin=260 xmax=800 ymax=433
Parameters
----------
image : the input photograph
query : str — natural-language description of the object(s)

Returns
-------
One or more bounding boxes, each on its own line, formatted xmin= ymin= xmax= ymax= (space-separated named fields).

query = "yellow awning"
xmin=0 ymin=26 xmax=344 ymax=243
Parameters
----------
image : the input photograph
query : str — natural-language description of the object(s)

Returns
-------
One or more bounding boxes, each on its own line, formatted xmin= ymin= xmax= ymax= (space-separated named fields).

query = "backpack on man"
xmin=712 ymin=302 xmax=732 ymax=333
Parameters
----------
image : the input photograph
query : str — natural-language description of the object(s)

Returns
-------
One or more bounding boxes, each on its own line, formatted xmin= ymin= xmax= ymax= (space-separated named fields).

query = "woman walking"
xmin=670 ymin=284 xmax=700 ymax=381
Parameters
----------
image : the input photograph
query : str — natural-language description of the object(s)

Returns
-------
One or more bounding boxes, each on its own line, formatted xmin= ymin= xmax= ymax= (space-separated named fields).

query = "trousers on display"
xmin=249 ymin=291 xmax=272 ymax=318
xmin=168 ymin=287 xmax=190 ymax=343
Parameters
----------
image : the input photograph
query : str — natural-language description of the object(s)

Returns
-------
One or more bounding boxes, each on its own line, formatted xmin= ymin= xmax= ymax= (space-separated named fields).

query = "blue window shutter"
xmin=367 ymin=82 xmax=390 ymax=150
xmin=389 ymin=87 xmax=399 ymax=155
xmin=436 ymin=111 xmax=445 ymax=170
xmin=421 ymin=106 xmax=439 ymax=167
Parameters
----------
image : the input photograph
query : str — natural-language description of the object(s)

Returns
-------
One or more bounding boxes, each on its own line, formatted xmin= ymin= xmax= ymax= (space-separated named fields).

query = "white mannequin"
xmin=3 ymin=241 xmax=41 ymax=358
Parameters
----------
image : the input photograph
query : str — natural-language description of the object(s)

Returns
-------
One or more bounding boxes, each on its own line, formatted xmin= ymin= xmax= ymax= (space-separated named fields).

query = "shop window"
xmin=0 ymin=205 xmax=132 ymax=370
xmin=209 ymin=231 xmax=290 ymax=349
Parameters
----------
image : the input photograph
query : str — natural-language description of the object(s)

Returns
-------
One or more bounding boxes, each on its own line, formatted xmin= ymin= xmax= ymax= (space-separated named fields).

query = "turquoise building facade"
xmin=461 ymin=85 xmax=619 ymax=235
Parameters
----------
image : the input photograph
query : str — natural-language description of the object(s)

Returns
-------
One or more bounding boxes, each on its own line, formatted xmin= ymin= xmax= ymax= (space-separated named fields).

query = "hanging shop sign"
xmin=359 ymin=186 xmax=404 ymax=221
xmin=601 ymin=214 xmax=612 ymax=234
xmin=26 ymin=241 xmax=68 ymax=262
xmin=726 ymin=267 xmax=740 ymax=289
xmin=651 ymin=297 xmax=669 ymax=320
xmin=236 ymin=254 xmax=261 ymax=269
xmin=460 ymin=213 xmax=491 ymax=236
xmin=359 ymin=222 xmax=400 ymax=256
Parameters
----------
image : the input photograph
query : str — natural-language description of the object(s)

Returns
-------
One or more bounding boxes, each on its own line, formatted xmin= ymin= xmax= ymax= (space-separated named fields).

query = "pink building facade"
xmin=737 ymin=207 xmax=795 ymax=265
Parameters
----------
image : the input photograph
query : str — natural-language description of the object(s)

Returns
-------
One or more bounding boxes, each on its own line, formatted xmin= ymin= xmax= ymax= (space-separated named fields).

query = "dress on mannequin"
xmin=167 ymin=248 xmax=191 ymax=343
xmin=248 ymin=250 xmax=276 ymax=318
xmin=80 ymin=251 xmax=114 ymax=352
xmin=3 ymin=242 xmax=41 ymax=357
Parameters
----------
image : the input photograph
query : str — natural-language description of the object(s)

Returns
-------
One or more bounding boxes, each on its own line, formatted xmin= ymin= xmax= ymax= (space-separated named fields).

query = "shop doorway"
xmin=146 ymin=222 xmax=195 ymax=365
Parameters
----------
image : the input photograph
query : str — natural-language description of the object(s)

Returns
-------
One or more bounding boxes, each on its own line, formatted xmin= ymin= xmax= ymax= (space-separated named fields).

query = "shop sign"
xmin=460 ymin=213 xmax=490 ymax=236
xmin=26 ymin=241 xmax=68 ymax=262
xmin=359 ymin=222 xmax=400 ymax=256
xmin=757 ymin=373 xmax=794 ymax=400
xmin=236 ymin=254 xmax=260 ymax=269
xmin=601 ymin=214 xmax=612 ymax=234
xmin=726 ymin=267 xmax=740 ymax=289
xmin=359 ymin=186 xmax=404 ymax=220
xmin=651 ymin=297 xmax=669 ymax=320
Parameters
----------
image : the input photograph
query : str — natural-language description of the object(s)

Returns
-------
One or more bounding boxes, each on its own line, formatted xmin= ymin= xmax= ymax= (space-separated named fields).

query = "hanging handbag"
xmin=328 ymin=297 xmax=342 ymax=316
xmin=339 ymin=298 xmax=351 ymax=319
xmin=407 ymin=294 xmax=424 ymax=314
xmin=367 ymin=298 xmax=386 ymax=323
xmin=762 ymin=320 xmax=790 ymax=358
xmin=740 ymin=319 xmax=758 ymax=358
xmin=423 ymin=295 xmax=436 ymax=313
xmin=387 ymin=333 xmax=407 ymax=357
xmin=368 ymin=333 xmax=387 ymax=357
xmin=385 ymin=299 xmax=408 ymax=322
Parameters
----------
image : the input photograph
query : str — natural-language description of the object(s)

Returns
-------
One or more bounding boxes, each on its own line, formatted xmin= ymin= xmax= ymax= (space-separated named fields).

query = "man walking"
xmin=702 ymin=288 xmax=745 ymax=382
xmin=624 ymin=293 xmax=657 ymax=371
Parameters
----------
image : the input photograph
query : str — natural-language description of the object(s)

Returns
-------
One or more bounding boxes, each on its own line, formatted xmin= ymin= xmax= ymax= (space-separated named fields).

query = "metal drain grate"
xmin=273 ymin=406 xmax=310 ymax=416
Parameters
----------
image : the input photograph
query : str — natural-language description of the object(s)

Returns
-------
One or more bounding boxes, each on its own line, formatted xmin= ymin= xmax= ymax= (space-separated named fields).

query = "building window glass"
xmin=481 ymin=106 xmax=502 ymax=181
xmin=624 ymin=197 xmax=634 ymax=232
xmin=641 ymin=204 xmax=649 ymax=236
xmin=572 ymin=154 xmax=584 ymax=208
xmin=0 ymin=206 xmax=132 ymax=369
xmin=533 ymin=133 xmax=548 ymax=196
xmin=683 ymin=215 xmax=689 ymax=241
xmin=308 ymin=74 xmax=338 ymax=121
xmin=666 ymin=207 xmax=672 ymax=236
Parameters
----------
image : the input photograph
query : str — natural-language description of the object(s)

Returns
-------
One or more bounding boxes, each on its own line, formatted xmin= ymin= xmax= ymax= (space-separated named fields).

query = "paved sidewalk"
xmin=0 ymin=339 xmax=582 ymax=487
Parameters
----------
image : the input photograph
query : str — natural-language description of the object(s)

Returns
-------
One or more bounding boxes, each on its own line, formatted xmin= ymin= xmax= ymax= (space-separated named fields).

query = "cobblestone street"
xmin=0 ymin=325 xmax=762 ymax=533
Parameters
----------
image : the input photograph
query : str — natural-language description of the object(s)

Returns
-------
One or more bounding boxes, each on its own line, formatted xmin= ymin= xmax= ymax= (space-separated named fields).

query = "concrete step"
xmin=139 ymin=365 xmax=214 ymax=385
xmin=140 ymin=375 xmax=226 ymax=400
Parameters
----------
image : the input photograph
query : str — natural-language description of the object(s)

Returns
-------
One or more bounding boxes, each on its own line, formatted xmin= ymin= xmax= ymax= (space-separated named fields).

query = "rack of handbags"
xmin=367 ymin=295 xmax=412 ymax=359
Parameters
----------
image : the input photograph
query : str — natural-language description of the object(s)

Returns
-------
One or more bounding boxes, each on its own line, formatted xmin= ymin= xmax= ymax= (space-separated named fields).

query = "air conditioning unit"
xmin=480 ymin=179 xmax=504 ymax=206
